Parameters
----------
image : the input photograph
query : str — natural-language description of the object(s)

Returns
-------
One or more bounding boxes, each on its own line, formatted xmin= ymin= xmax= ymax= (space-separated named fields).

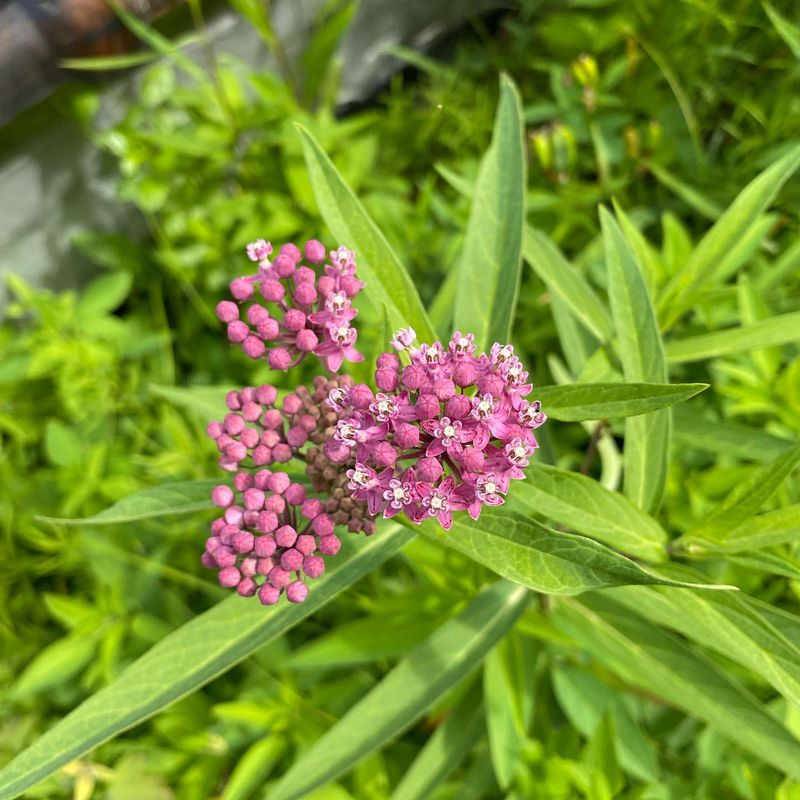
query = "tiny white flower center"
xmin=393 ymin=487 xmax=407 ymax=501
xmin=484 ymin=481 xmax=496 ymax=495
xmin=443 ymin=424 xmax=456 ymax=439
xmin=430 ymin=496 xmax=445 ymax=510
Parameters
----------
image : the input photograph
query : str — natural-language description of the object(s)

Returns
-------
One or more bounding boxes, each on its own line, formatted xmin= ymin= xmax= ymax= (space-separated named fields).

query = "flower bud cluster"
xmin=202 ymin=376 xmax=372 ymax=604
xmin=326 ymin=331 xmax=546 ymax=529
xmin=215 ymin=239 xmax=364 ymax=373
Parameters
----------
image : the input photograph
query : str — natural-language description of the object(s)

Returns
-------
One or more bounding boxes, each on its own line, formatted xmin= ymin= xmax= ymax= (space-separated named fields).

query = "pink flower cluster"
xmin=204 ymin=471 xmax=340 ymax=605
xmin=326 ymin=331 xmax=546 ymax=529
xmin=203 ymin=378 xmax=374 ymax=604
xmin=215 ymin=239 xmax=365 ymax=373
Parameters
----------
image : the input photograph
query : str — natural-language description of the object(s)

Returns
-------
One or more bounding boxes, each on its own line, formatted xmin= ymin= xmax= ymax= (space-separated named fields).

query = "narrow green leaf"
xmin=150 ymin=383 xmax=233 ymax=420
xmin=550 ymin=295 xmax=597 ymax=375
xmin=523 ymin=228 xmax=613 ymax=342
xmin=554 ymin=594 xmax=800 ymax=779
xmin=484 ymin=646 xmax=526 ymax=789
xmin=684 ymin=505 xmax=800 ymax=553
xmin=727 ymin=550 xmax=800 ymax=581
xmin=510 ymin=464 xmax=667 ymax=562
xmin=413 ymin=510 xmax=730 ymax=595
xmin=60 ymin=52 xmax=160 ymax=70
xmin=270 ymin=581 xmax=528 ymax=800
xmin=688 ymin=441 xmax=800 ymax=542
xmin=454 ymin=74 xmax=526 ymax=351
xmin=665 ymin=312 xmax=800 ymax=363
xmin=37 ymin=480 xmax=217 ymax=526
xmin=390 ymin=685 xmax=484 ymax=800
xmin=644 ymin=161 xmax=722 ymax=221
xmin=672 ymin=407 xmax=792 ymax=461
xmin=296 ymin=126 xmax=436 ymax=342
xmin=552 ymin=666 xmax=660 ymax=782
xmin=12 ymin=635 xmax=99 ymax=700
xmin=658 ymin=143 xmax=800 ymax=327
xmin=222 ymin=738 xmax=284 ymax=800
xmin=0 ymin=526 xmax=414 ymax=800
xmin=536 ymin=382 xmax=707 ymax=422
xmin=764 ymin=2 xmax=800 ymax=58
xmin=605 ymin=584 xmax=800 ymax=708
xmin=601 ymin=207 xmax=670 ymax=514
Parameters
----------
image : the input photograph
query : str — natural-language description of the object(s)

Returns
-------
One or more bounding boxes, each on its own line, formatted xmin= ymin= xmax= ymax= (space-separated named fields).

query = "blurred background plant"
xmin=1 ymin=0 xmax=800 ymax=797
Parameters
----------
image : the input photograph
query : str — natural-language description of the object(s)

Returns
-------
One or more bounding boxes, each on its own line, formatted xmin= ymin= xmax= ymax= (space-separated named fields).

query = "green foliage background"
xmin=2 ymin=0 xmax=800 ymax=797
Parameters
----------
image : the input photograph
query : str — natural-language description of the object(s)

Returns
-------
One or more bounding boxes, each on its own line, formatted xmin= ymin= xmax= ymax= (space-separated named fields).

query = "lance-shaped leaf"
xmin=453 ymin=74 xmax=526 ymax=352
xmin=658 ymin=143 xmax=800 ymax=328
xmin=150 ymin=383 xmax=233 ymax=420
xmin=297 ymin=125 xmax=436 ymax=342
xmin=391 ymin=684 xmax=484 ymax=800
xmin=682 ymin=505 xmax=800 ymax=554
xmin=535 ymin=382 xmax=706 ymax=422
xmin=270 ymin=581 xmax=528 ymax=800
xmin=523 ymin=228 xmax=613 ymax=342
xmin=0 ymin=526 xmax=415 ymax=800
xmin=601 ymin=208 xmax=670 ymax=514
xmin=553 ymin=594 xmax=800 ymax=779
xmin=685 ymin=440 xmax=800 ymax=543
xmin=413 ymin=510 xmax=730 ymax=594
xmin=37 ymin=480 xmax=217 ymax=526
xmin=665 ymin=311 xmax=800 ymax=363
xmin=603 ymin=583 xmax=800 ymax=711
xmin=509 ymin=464 xmax=667 ymax=562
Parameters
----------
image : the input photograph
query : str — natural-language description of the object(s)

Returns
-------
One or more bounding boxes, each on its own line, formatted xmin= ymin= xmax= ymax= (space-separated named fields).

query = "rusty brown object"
xmin=0 ymin=0 xmax=182 ymax=126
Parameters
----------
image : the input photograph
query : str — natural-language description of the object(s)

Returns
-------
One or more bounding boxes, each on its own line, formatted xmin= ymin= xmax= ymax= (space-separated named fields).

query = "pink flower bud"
xmin=241 ymin=401 xmax=262 ymax=422
xmin=340 ymin=275 xmax=364 ymax=296
xmin=232 ymin=530 xmax=255 ymax=553
xmin=301 ymin=498 xmax=323 ymax=519
xmin=460 ymin=447 xmax=485 ymax=473
xmin=445 ymin=394 xmax=471 ymax=419
xmin=224 ymin=441 xmax=248 ymax=463
xmin=255 ymin=384 xmax=277 ymax=405
xmin=452 ymin=361 xmax=477 ymax=387
xmin=312 ymin=513 xmax=334 ymax=536
xmin=416 ymin=456 xmax=443 ymax=483
xmin=293 ymin=283 xmax=318 ymax=306
xmin=294 ymin=266 xmax=316 ymax=284
xmin=258 ymin=584 xmax=280 ymax=605
xmin=214 ymin=547 xmax=237 ymax=568
xmin=373 ymin=441 xmax=398 ymax=468
xmin=273 ymin=254 xmax=296 ymax=278
xmin=254 ymin=470 xmax=272 ymax=490
xmin=402 ymin=364 xmax=426 ymax=390
xmin=253 ymin=446 xmax=272 ymax=465
xmin=237 ymin=577 xmax=257 ymax=597
xmin=349 ymin=384 xmax=374 ymax=409
xmin=243 ymin=488 xmax=265 ymax=511
xmin=295 ymin=328 xmax=318 ymax=352
xmin=299 ymin=414 xmax=316 ymax=432
xmin=242 ymin=336 xmax=266 ymax=359
xmin=268 ymin=472 xmax=291 ymax=494
xmin=246 ymin=304 xmax=270 ymax=326
xmin=219 ymin=566 xmax=241 ymax=587
xmin=240 ymin=557 xmax=258 ymax=577
xmin=416 ymin=394 xmax=440 ymax=420
xmin=265 ymin=494 xmax=286 ymax=514
xmin=254 ymin=534 xmax=277 ymax=557
xmin=284 ymin=309 xmax=306 ymax=332
xmin=377 ymin=352 xmax=401 ymax=369
xmin=325 ymin=440 xmax=351 ymax=463
xmin=268 ymin=348 xmax=292 ymax=370
xmin=280 ymin=242 xmax=302 ymax=263
xmin=272 ymin=443 xmax=292 ymax=462
xmin=280 ymin=548 xmax=304 ymax=571
xmin=286 ymin=580 xmax=309 ymax=603
xmin=478 ymin=374 xmax=506 ymax=398
xmin=283 ymin=394 xmax=303 ymax=414
xmin=395 ymin=423 xmax=420 ymax=449
xmin=262 ymin=409 xmax=282 ymax=430
xmin=268 ymin=566 xmax=291 ymax=588
xmin=286 ymin=425 xmax=308 ymax=447
xmin=223 ymin=413 xmax=245 ymax=435
xmin=206 ymin=421 xmax=223 ymax=439
xmin=275 ymin=524 xmax=297 ymax=548
xmin=240 ymin=428 xmax=259 ymax=449
xmin=230 ymin=278 xmax=253 ymax=301
xmin=225 ymin=391 xmax=242 ymax=411
xmin=227 ymin=321 xmax=249 ymax=343
xmin=257 ymin=318 xmax=280 ymax=340
xmin=261 ymin=280 xmax=285 ymax=302
xmin=296 ymin=534 xmax=317 ymax=555
xmin=201 ymin=551 xmax=217 ymax=568
xmin=303 ymin=556 xmax=325 ymax=578
xmin=234 ymin=473 xmax=254 ymax=493
xmin=376 ymin=367 xmax=399 ymax=392
xmin=216 ymin=301 xmax=239 ymax=323
xmin=210 ymin=518 xmax=226 ymax=535
xmin=318 ymin=534 xmax=341 ymax=555
xmin=285 ymin=483 xmax=307 ymax=505
xmin=211 ymin=485 xmax=234 ymax=508
xmin=317 ymin=275 xmax=336 ymax=296
xmin=433 ymin=379 xmax=456 ymax=400
xmin=256 ymin=511 xmax=279 ymax=533
xmin=304 ymin=239 xmax=326 ymax=264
